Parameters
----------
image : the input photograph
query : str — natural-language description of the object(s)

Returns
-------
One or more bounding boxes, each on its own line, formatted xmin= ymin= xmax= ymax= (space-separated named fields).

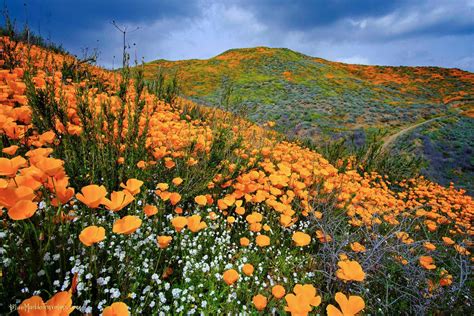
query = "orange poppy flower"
xmin=236 ymin=206 xmax=245 ymax=215
xmin=439 ymin=269 xmax=453 ymax=286
xmin=103 ymin=302 xmax=129 ymax=316
xmin=187 ymin=157 xmax=198 ymax=166
xmin=350 ymin=242 xmax=366 ymax=253
xmin=113 ymin=215 xmax=142 ymax=235
xmin=284 ymin=284 xmax=321 ymax=316
xmin=172 ymin=177 xmax=183 ymax=186
xmin=0 ymin=156 xmax=27 ymax=177
xmin=292 ymin=231 xmax=311 ymax=247
xmin=35 ymin=157 xmax=64 ymax=177
xmin=169 ymin=192 xmax=181 ymax=205
xmin=396 ymin=232 xmax=414 ymax=244
xmin=51 ymin=185 xmax=75 ymax=206
xmin=252 ymin=294 xmax=267 ymax=311
xmin=316 ymin=230 xmax=332 ymax=243
xmin=249 ymin=222 xmax=262 ymax=232
xmin=454 ymin=244 xmax=470 ymax=256
xmin=18 ymin=295 xmax=46 ymax=316
xmin=13 ymin=175 xmax=41 ymax=192
xmin=280 ymin=214 xmax=293 ymax=227
xmin=171 ymin=216 xmax=188 ymax=232
xmin=223 ymin=269 xmax=239 ymax=285
xmin=45 ymin=291 xmax=74 ymax=315
xmin=67 ymin=124 xmax=82 ymax=136
xmin=164 ymin=159 xmax=175 ymax=169
xmin=158 ymin=191 xmax=171 ymax=201
xmin=222 ymin=195 xmax=235 ymax=207
xmin=38 ymin=131 xmax=56 ymax=144
xmin=326 ymin=292 xmax=365 ymax=316
xmin=256 ymin=234 xmax=271 ymax=247
xmin=272 ymin=285 xmax=286 ymax=299
xmin=423 ymin=242 xmax=436 ymax=251
xmin=156 ymin=183 xmax=169 ymax=191
xmin=217 ymin=199 xmax=228 ymax=210
xmin=339 ymin=253 xmax=349 ymax=261
xmin=157 ymin=236 xmax=172 ymax=249
xmin=293 ymin=284 xmax=321 ymax=302
xmin=102 ymin=190 xmax=134 ymax=212
xmin=79 ymin=226 xmax=106 ymax=246
xmin=18 ymin=291 xmax=74 ymax=316
xmin=442 ymin=236 xmax=455 ymax=246
xmin=25 ymin=148 xmax=53 ymax=162
xmin=144 ymin=204 xmax=158 ymax=217
xmin=19 ymin=164 xmax=47 ymax=183
xmin=0 ymin=186 xmax=36 ymax=208
xmin=120 ymin=178 xmax=143 ymax=196
xmin=240 ymin=237 xmax=250 ymax=247
xmin=76 ymin=184 xmax=107 ymax=208
xmin=419 ymin=256 xmax=436 ymax=270
xmin=336 ymin=260 xmax=366 ymax=282
xmin=8 ymin=200 xmax=37 ymax=220
xmin=2 ymin=145 xmax=19 ymax=155
xmin=246 ymin=212 xmax=263 ymax=224
xmin=242 ymin=263 xmax=254 ymax=276
xmin=187 ymin=214 xmax=207 ymax=232
xmin=194 ymin=195 xmax=207 ymax=206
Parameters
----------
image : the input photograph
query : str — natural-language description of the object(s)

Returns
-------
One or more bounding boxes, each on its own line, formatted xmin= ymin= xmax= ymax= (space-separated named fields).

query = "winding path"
xmin=381 ymin=115 xmax=449 ymax=152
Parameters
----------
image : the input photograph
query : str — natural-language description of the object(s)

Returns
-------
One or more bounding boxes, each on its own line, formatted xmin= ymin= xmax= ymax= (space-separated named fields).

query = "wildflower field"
xmin=0 ymin=36 xmax=473 ymax=315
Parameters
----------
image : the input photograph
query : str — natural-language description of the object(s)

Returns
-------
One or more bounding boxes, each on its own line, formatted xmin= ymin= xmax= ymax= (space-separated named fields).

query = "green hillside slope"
xmin=141 ymin=47 xmax=474 ymax=192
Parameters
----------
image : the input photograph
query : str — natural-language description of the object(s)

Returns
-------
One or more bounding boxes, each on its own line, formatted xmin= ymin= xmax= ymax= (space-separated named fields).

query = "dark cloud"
xmin=240 ymin=0 xmax=474 ymax=41
xmin=6 ymin=0 xmax=200 ymax=54
xmin=3 ymin=0 xmax=474 ymax=71
xmin=239 ymin=0 xmax=406 ymax=30
xmin=7 ymin=0 xmax=198 ymax=28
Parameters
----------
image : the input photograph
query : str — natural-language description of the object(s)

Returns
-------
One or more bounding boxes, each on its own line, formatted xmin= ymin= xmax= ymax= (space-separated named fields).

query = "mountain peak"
xmin=214 ymin=46 xmax=310 ymax=61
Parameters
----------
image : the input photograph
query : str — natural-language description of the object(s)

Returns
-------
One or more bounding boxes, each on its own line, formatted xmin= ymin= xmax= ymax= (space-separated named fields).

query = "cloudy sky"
xmin=6 ymin=0 xmax=474 ymax=71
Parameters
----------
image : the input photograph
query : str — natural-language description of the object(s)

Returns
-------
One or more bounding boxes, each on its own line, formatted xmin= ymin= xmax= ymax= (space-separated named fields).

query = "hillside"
xmin=142 ymin=47 xmax=474 ymax=193
xmin=1 ymin=37 xmax=473 ymax=315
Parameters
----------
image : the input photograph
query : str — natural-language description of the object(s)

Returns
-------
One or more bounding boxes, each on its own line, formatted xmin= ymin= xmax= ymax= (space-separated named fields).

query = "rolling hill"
xmin=2 ymin=35 xmax=474 ymax=315
xmin=141 ymin=47 xmax=474 ymax=193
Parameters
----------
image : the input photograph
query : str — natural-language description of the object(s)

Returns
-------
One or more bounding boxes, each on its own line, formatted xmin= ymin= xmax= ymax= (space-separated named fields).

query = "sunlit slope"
xmin=143 ymin=47 xmax=474 ymax=138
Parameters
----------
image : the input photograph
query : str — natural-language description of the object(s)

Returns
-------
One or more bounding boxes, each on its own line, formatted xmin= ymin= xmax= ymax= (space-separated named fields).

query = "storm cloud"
xmin=6 ymin=0 xmax=474 ymax=71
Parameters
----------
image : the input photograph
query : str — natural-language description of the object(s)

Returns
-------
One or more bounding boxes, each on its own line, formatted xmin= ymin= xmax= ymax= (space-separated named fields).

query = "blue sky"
xmin=6 ymin=0 xmax=474 ymax=71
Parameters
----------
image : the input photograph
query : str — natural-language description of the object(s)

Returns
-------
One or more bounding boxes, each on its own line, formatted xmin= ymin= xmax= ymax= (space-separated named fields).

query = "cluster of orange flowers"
xmin=222 ymin=279 xmax=365 ymax=316
xmin=0 ymin=147 xmax=74 ymax=220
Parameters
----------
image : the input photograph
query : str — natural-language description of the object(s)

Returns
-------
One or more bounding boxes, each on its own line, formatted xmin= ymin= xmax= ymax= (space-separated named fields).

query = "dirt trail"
xmin=381 ymin=115 xmax=448 ymax=152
